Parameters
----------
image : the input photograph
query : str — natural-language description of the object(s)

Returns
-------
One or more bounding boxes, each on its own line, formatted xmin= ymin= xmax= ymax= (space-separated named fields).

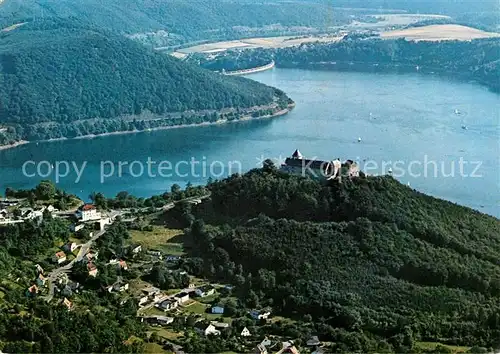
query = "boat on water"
xmin=461 ymin=125 xmax=468 ymax=130
xmin=455 ymin=109 xmax=460 ymax=115
xmin=388 ymin=168 xmax=393 ymax=174
xmin=358 ymin=137 xmax=362 ymax=143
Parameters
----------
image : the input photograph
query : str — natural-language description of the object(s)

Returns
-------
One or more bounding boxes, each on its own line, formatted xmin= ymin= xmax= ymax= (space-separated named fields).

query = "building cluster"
xmin=0 ymin=200 xmax=58 ymax=225
xmin=73 ymin=203 xmax=113 ymax=232
xmin=138 ymin=284 xmax=217 ymax=312
xmin=280 ymin=149 xmax=360 ymax=181
xmin=25 ymin=264 xmax=81 ymax=302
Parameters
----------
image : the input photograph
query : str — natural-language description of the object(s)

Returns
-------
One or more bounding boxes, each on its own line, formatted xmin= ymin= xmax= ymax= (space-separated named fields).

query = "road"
xmin=122 ymin=193 xmax=211 ymax=214
xmin=44 ymin=228 xmax=106 ymax=302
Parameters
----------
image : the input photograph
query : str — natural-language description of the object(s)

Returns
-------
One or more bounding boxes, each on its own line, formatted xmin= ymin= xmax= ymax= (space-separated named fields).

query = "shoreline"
xmin=223 ymin=61 xmax=276 ymax=76
xmin=0 ymin=140 xmax=28 ymax=151
xmin=0 ymin=104 xmax=294 ymax=151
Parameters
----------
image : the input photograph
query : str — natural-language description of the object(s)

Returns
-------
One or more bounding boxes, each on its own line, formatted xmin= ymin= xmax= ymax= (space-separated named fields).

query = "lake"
xmin=0 ymin=68 xmax=498 ymax=217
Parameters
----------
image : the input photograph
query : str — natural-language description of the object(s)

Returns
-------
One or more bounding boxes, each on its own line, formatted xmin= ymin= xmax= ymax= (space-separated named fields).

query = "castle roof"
xmin=291 ymin=149 xmax=303 ymax=159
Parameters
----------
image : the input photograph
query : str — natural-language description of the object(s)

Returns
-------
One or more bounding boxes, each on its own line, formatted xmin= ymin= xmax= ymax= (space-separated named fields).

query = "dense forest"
xmin=182 ymin=164 xmax=500 ymax=351
xmin=214 ymin=38 xmax=500 ymax=92
xmin=1 ymin=170 xmax=500 ymax=352
xmin=0 ymin=19 xmax=291 ymax=144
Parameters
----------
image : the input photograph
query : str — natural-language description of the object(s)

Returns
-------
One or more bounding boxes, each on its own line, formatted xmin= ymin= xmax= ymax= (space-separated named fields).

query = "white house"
xmin=250 ymin=310 xmax=271 ymax=320
xmin=211 ymin=306 xmax=224 ymax=314
xmin=158 ymin=299 xmax=178 ymax=311
xmin=139 ymin=296 xmax=149 ymax=306
xmin=195 ymin=285 xmax=215 ymax=297
xmin=63 ymin=242 xmax=78 ymax=253
xmin=71 ymin=223 xmax=85 ymax=232
xmin=76 ymin=204 xmax=101 ymax=222
xmin=174 ymin=292 xmax=190 ymax=304
xmin=24 ymin=209 xmax=43 ymax=220
xmin=132 ymin=245 xmax=142 ymax=254
xmin=241 ymin=327 xmax=251 ymax=337
xmin=198 ymin=324 xmax=220 ymax=336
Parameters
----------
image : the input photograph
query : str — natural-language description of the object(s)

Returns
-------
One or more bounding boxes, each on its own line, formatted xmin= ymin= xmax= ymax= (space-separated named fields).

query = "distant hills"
xmin=0 ymin=0 xmax=351 ymax=38
xmin=0 ymin=19 xmax=291 ymax=143
xmin=186 ymin=165 xmax=500 ymax=351
xmin=221 ymin=37 xmax=500 ymax=93
xmin=1 ymin=0 xmax=498 ymax=36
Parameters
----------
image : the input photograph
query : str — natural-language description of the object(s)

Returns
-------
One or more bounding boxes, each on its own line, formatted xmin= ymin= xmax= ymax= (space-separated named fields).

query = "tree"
xmin=262 ymin=159 xmax=276 ymax=172
xmin=35 ymin=180 xmax=56 ymax=200
xmin=171 ymin=184 xmax=181 ymax=194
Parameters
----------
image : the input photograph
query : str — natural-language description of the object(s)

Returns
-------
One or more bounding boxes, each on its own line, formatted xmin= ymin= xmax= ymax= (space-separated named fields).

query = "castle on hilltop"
xmin=280 ymin=149 xmax=360 ymax=180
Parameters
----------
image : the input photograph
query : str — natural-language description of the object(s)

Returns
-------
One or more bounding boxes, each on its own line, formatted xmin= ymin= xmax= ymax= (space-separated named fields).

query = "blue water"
xmin=0 ymin=68 xmax=498 ymax=217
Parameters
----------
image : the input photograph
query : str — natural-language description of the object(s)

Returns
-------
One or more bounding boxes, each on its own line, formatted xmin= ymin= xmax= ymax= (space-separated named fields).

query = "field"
xmin=173 ymin=13 xmax=457 ymax=56
xmin=350 ymin=13 xmax=450 ymax=29
xmin=381 ymin=24 xmax=500 ymax=41
xmin=415 ymin=341 xmax=470 ymax=353
xmin=144 ymin=342 xmax=170 ymax=354
xmin=130 ymin=226 xmax=184 ymax=254
xmin=175 ymin=35 xmax=343 ymax=55
xmin=148 ymin=327 xmax=183 ymax=341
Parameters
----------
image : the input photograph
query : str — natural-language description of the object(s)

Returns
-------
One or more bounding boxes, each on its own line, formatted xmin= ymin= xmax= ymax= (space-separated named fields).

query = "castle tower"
xmin=291 ymin=149 xmax=303 ymax=159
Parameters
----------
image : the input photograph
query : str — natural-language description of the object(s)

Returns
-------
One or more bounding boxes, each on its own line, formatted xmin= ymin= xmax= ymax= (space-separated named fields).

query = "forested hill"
xmin=0 ymin=20 xmax=290 ymax=142
xmin=187 ymin=165 xmax=500 ymax=351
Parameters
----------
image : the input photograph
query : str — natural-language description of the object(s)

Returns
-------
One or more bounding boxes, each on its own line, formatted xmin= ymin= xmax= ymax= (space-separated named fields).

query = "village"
xmin=0 ymin=152 xmax=355 ymax=353
xmin=16 ymin=197 xmax=323 ymax=354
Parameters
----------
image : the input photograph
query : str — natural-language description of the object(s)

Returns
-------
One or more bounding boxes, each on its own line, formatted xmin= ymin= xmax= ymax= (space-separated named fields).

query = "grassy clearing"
xmin=415 ymin=341 xmax=470 ymax=353
xmin=197 ymin=294 xmax=218 ymax=304
xmin=269 ymin=315 xmax=295 ymax=325
xmin=130 ymin=227 xmax=184 ymax=254
xmin=144 ymin=342 xmax=170 ymax=353
xmin=149 ymin=327 xmax=183 ymax=341
xmin=184 ymin=301 xmax=208 ymax=314
xmin=182 ymin=300 xmax=232 ymax=322
xmin=140 ymin=307 xmax=166 ymax=317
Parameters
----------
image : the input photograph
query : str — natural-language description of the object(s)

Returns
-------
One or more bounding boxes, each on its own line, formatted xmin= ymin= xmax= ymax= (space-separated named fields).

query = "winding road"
xmin=44 ymin=228 xmax=107 ymax=302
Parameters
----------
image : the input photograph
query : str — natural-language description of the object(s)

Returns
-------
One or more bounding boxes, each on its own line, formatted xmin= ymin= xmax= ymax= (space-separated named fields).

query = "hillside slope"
xmin=186 ymin=166 xmax=500 ymax=351
xmin=0 ymin=20 xmax=290 ymax=142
